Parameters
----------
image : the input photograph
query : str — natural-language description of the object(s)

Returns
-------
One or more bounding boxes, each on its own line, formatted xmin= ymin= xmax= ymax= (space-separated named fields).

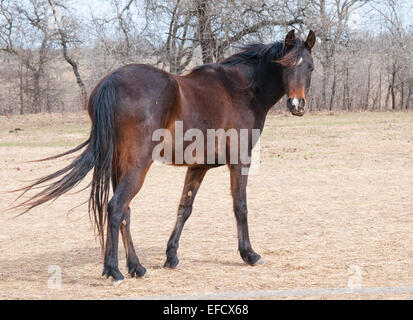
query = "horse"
xmin=15 ymin=29 xmax=316 ymax=283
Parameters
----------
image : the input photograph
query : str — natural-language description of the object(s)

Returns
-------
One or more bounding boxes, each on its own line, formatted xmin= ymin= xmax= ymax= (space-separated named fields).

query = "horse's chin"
xmin=291 ymin=111 xmax=305 ymax=117
xmin=288 ymin=108 xmax=305 ymax=117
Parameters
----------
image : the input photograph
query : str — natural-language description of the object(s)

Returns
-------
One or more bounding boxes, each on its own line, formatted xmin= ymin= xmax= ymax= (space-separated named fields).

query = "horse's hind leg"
xmin=103 ymin=162 xmax=152 ymax=281
xmin=164 ymin=166 xmax=208 ymax=269
xmin=112 ymin=176 xmax=144 ymax=278
xmin=120 ymin=207 xmax=146 ymax=277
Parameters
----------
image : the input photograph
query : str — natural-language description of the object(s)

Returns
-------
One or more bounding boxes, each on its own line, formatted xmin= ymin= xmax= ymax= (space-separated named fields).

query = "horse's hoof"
xmin=241 ymin=251 xmax=262 ymax=266
xmin=102 ymin=265 xmax=125 ymax=281
xmin=252 ymin=258 xmax=265 ymax=266
xmin=113 ymin=278 xmax=126 ymax=287
xmin=164 ymin=258 xmax=180 ymax=269
xmin=128 ymin=264 xmax=147 ymax=278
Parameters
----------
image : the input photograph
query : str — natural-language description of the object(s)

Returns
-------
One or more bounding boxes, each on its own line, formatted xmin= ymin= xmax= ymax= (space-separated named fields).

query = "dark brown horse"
xmin=16 ymin=30 xmax=316 ymax=283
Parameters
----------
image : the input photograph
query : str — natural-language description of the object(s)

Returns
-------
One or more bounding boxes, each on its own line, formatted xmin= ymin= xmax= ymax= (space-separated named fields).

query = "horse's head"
xmin=275 ymin=30 xmax=316 ymax=117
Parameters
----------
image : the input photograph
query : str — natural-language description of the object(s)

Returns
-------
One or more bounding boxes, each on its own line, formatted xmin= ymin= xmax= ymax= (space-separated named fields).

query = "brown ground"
xmin=0 ymin=111 xmax=412 ymax=300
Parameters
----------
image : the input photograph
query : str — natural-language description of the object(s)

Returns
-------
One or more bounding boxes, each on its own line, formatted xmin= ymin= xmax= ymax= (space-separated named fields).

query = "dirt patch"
xmin=0 ymin=111 xmax=412 ymax=299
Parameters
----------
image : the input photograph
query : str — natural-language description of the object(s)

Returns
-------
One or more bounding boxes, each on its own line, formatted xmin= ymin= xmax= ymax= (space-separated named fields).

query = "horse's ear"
xmin=305 ymin=30 xmax=316 ymax=51
xmin=285 ymin=30 xmax=296 ymax=50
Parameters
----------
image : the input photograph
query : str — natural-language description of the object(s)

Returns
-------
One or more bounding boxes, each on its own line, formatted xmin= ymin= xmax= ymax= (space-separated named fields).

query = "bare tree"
xmin=148 ymin=0 xmax=198 ymax=73
xmin=195 ymin=0 xmax=305 ymax=64
xmin=305 ymin=0 xmax=367 ymax=110
xmin=46 ymin=0 xmax=88 ymax=110
xmin=371 ymin=0 xmax=412 ymax=110
xmin=1 ymin=0 xmax=56 ymax=113
xmin=144 ymin=0 xmax=305 ymax=74
xmin=1 ymin=0 xmax=413 ymax=114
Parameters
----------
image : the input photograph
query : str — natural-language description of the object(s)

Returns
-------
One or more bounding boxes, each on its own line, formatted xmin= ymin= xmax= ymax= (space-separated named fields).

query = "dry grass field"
xmin=0 ymin=111 xmax=412 ymax=299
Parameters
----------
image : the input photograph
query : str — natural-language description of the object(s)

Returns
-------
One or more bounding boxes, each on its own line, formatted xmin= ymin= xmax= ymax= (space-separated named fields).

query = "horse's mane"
xmin=221 ymin=39 xmax=304 ymax=68
xmin=192 ymin=39 xmax=304 ymax=74
xmin=190 ymin=38 xmax=304 ymax=92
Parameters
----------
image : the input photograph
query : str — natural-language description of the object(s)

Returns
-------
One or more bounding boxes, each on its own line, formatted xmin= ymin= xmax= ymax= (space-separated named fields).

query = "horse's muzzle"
xmin=287 ymin=98 xmax=305 ymax=117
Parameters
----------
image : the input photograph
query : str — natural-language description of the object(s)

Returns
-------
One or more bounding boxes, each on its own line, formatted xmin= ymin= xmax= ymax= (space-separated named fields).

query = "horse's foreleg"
xmin=229 ymin=164 xmax=262 ymax=265
xmin=120 ymin=207 xmax=146 ymax=278
xmin=164 ymin=166 xmax=209 ymax=268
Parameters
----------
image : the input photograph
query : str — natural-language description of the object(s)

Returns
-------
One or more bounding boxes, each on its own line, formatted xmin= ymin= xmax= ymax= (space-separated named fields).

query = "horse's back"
xmin=91 ymin=62 xmax=256 ymax=138
xmin=174 ymin=65 xmax=256 ymax=131
xmin=113 ymin=64 xmax=179 ymax=124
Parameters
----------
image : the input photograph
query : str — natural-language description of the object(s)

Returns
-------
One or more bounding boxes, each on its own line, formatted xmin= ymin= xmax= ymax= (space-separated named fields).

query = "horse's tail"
xmin=14 ymin=76 xmax=118 ymax=249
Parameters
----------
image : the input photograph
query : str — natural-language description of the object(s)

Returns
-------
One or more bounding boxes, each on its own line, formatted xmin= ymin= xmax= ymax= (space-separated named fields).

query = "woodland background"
xmin=0 ymin=0 xmax=412 ymax=115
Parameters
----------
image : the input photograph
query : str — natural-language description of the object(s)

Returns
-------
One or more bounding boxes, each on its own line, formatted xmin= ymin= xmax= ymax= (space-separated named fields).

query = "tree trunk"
xmin=343 ymin=66 xmax=351 ymax=110
xmin=33 ymin=72 xmax=41 ymax=113
xmin=390 ymin=63 xmax=396 ymax=110
xmin=400 ymin=81 xmax=405 ymax=110
xmin=365 ymin=63 xmax=371 ymax=110
xmin=196 ymin=0 xmax=215 ymax=64
xmin=48 ymin=0 xmax=87 ymax=110
xmin=406 ymin=85 xmax=412 ymax=110
xmin=320 ymin=0 xmax=330 ymax=110
xmin=390 ymin=85 xmax=396 ymax=110
xmin=18 ymin=63 xmax=24 ymax=115
xmin=329 ymin=61 xmax=336 ymax=111
xmin=373 ymin=71 xmax=382 ymax=110
xmin=62 ymin=47 xmax=87 ymax=110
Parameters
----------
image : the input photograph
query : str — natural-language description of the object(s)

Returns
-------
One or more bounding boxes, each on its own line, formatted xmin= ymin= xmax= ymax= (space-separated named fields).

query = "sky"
xmin=70 ymin=0 xmax=413 ymax=35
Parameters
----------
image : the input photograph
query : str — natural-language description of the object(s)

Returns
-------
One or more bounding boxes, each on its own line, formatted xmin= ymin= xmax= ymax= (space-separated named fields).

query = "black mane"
xmin=190 ymin=38 xmax=305 ymax=103
xmin=222 ymin=41 xmax=286 ymax=66
xmin=192 ymin=39 xmax=304 ymax=73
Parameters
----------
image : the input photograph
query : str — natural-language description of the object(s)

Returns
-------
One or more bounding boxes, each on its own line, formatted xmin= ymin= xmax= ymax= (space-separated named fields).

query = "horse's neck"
xmin=257 ymin=67 xmax=285 ymax=105
xmin=242 ymin=64 xmax=286 ymax=120
xmin=222 ymin=63 xmax=285 ymax=108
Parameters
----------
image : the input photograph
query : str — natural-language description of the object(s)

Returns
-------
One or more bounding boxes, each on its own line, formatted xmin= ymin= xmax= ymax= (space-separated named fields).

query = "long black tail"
xmin=14 ymin=76 xmax=118 ymax=249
